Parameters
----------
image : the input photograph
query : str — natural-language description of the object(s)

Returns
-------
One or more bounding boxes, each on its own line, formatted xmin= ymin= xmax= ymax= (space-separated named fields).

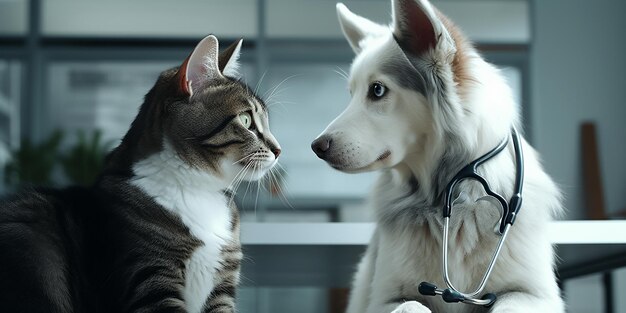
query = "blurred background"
xmin=0 ymin=0 xmax=624 ymax=312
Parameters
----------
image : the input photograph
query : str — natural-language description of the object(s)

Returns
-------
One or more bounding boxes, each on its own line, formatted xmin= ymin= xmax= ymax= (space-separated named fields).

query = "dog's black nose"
xmin=311 ymin=136 xmax=332 ymax=159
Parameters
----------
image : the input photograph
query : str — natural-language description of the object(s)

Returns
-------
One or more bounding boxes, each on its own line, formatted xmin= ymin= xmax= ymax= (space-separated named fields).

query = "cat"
xmin=0 ymin=35 xmax=281 ymax=313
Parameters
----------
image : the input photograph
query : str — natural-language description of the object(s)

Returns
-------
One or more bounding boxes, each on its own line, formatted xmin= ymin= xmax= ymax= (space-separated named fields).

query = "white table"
xmin=239 ymin=221 xmax=626 ymax=286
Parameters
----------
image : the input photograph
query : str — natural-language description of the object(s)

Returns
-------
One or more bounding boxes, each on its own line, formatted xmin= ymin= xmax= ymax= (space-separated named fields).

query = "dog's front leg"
xmin=346 ymin=232 xmax=380 ymax=313
xmin=362 ymin=300 xmax=432 ymax=313
xmin=389 ymin=301 xmax=432 ymax=313
xmin=488 ymin=291 xmax=564 ymax=312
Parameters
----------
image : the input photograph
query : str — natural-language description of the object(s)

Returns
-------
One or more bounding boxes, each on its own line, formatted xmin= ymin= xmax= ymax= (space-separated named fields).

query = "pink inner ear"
xmin=178 ymin=55 xmax=192 ymax=96
xmin=401 ymin=0 xmax=437 ymax=55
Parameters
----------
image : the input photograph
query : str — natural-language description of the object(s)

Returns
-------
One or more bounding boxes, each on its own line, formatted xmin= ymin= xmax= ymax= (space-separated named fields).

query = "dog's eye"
xmin=369 ymin=82 xmax=387 ymax=99
xmin=238 ymin=112 xmax=252 ymax=129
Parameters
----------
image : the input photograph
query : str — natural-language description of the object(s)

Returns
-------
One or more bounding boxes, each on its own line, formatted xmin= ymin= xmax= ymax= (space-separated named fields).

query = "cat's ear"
xmin=178 ymin=35 xmax=222 ymax=97
xmin=219 ymin=38 xmax=243 ymax=78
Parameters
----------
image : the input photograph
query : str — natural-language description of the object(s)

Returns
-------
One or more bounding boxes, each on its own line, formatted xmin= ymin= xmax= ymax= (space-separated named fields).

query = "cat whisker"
xmin=232 ymin=152 xmax=257 ymax=165
xmin=230 ymin=164 xmax=253 ymax=207
xmin=227 ymin=160 xmax=256 ymax=205
xmin=338 ymin=66 xmax=349 ymax=79
xmin=268 ymin=163 xmax=294 ymax=209
xmin=241 ymin=162 xmax=258 ymax=206
xmin=254 ymin=162 xmax=262 ymax=213
xmin=264 ymin=87 xmax=288 ymax=105
xmin=263 ymin=74 xmax=301 ymax=105
xmin=227 ymin=167 xmax=246 ymax=194
xmin=333 ymin=67 xmax=349 ymax=82
xmin=228 ymin=159 xmax=252 ymax=186
xmin=242 ymin=75 xmax=253 ymax=99
xmin=266 ymin=100 xmax=298 ymax=109
xmin=262 ymin=173 xmax=273 ymax=193
xmin=227 ymin=176 xmax=245 ymax=204
xmin=269 ymin=175 xmax=280 ymax=199
xmin=254 ymin=70 xmax=269 ymax=96
xmin=265 ymin=163 xmax=294 ymax=209
xmin=237 ymin=158 xmax=254 ymax=188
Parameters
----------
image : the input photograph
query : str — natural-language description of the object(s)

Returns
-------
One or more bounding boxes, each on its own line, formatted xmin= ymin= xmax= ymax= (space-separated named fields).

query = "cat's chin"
xmin=243 ymin=171 xmax=267 ymax=182
xmin=221 ymin=158 xmax=276 ymax=184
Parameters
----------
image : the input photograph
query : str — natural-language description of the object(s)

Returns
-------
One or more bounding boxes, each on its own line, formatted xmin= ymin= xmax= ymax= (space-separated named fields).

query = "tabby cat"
xmin=0 ymin=35 xmax=281 ymax=313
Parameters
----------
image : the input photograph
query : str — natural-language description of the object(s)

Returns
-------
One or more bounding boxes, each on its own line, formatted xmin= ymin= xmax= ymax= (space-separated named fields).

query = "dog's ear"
xmin=336 ymin=3 xmax=387 ymax=53
xmin=392 ymin=0 xmax=455 ymax=57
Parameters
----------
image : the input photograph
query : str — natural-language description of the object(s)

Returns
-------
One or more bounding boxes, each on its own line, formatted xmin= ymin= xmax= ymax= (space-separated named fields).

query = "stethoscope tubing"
xmin=442 ymin=217 xmax=511 ymax=299
xmin=419 ymin=127 xmax=524 ymax=307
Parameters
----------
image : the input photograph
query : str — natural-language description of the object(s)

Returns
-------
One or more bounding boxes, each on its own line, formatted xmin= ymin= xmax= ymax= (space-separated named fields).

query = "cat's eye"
xmin=368 ymin=82 xmax=386 ymax=99
xmin=239 ymin=112 xmax=252 ymax=129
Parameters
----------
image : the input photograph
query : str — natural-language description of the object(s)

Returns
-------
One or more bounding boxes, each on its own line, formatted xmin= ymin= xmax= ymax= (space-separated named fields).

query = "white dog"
xmin=311 ymin=0 xmax=564 ymax=312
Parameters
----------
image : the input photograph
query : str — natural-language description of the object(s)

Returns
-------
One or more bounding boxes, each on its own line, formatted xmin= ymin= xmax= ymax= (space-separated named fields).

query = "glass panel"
xmin=46 ymin=61 xmax=176 ymax=146
xmin=264 ymin=63 xmax=377 ymax=198
xmin=42 ymin=0 xmax=257 ymax=38
xmin=44 ymin=60 xmax=256 ymax=187
xmin=615 ymin=268 xmax=626 ymax=312
xmin=564 ymin=274 xmax=604 ymax=313
xmin=500 ymin=66 xmax=522 ymax=109
xmin=266 ymin=0 xmax=529 ymax=43
xmin=237 ymin=63 xmax=377 ymax=223
xmin=45 ymin=60 xmax=255 ymax=153
xmin=238 ymin=287 xmax=329 ymax=313
xmin=0 ymin=0 xmax=28 ymax=36
xmin=0 ymin=59 xmax=22 ymax=192
xmin=0 ymin=60 xmax=20 ymax=147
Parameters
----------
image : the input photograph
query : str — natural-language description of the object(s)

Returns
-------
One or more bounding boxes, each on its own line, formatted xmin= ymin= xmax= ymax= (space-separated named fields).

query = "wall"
xmin=31 ymin=0 xmax=530 ymax=43
xmin=267 ymin=0 xmax=529 ymax=42
xmin=531 ymin=0 xmax=626 ymax=220
xmin=531 ymin=1 xmax=626 ymax=312
xmin=0 ymin=0 xmax=27 ymax=36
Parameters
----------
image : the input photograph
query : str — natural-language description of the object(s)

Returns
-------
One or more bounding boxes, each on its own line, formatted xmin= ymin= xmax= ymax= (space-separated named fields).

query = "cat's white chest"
xmin=178 ymin=191 xmax=232 ymax=313
xmin=131 ymin=146 xmax=232 ymax=313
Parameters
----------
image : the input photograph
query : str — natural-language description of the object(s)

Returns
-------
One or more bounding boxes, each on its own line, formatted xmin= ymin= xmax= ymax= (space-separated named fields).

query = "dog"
xmin=311 ymin=0 xmax=564 ymax=312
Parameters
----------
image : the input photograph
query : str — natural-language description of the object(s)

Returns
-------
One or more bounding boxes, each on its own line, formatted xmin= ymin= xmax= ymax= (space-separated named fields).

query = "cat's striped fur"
xmin=0 ymin=35 xmax=280 ymax=313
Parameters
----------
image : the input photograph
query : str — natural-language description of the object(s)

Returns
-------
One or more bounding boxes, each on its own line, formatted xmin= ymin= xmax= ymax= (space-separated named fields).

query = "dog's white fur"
xmin=314 ymin=1 xmax=564 ymax=312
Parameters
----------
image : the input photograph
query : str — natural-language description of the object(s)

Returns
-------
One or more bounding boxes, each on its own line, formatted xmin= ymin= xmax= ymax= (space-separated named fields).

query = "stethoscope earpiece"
xmin=418 ymin=282 xmax=441 ymax=296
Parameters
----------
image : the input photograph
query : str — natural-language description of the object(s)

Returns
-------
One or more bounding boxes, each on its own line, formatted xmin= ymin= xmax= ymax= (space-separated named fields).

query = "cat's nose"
xmin=311 ymin=136 xmax=332 ymax=159
xmin=272 ymin=147 xmax=281 ymax=158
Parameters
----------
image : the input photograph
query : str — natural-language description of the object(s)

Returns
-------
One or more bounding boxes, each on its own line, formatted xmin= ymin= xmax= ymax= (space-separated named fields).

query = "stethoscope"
xmin=418 ymin=127 xmax=524 ymax=307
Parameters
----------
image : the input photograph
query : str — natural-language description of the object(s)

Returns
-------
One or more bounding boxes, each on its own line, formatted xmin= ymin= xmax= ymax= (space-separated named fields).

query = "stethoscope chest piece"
xmin=418 ymin=281 xmax=497 ymax=307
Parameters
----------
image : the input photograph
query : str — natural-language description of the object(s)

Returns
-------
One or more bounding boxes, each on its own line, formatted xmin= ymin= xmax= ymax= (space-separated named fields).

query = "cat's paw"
xmin=390 ymin=301 xmax=432 ymax=313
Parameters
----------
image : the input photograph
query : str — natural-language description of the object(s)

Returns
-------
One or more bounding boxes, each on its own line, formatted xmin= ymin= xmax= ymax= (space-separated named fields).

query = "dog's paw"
xmin=390 ymin=301 xmax=431 ymax=313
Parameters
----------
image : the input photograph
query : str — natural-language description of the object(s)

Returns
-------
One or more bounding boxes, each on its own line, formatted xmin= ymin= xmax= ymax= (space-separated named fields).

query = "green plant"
xmin=60 ymin=130 xmax=112 ymax=186
xmin=4 ymin=130 xmax=64 ymax=187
